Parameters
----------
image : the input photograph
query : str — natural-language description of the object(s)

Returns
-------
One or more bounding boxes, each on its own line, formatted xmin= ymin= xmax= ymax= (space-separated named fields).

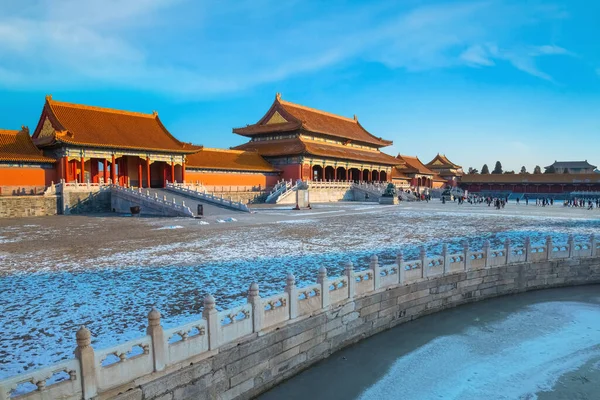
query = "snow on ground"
xmin=0 ymin=202 xmax=599 ymax=379
xmin=358 ymin=301 xmax=600 ymax=400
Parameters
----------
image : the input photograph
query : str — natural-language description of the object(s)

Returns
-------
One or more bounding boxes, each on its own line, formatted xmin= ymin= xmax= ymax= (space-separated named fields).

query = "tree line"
xmin=467 ymin=162 xmax=558 ymax=175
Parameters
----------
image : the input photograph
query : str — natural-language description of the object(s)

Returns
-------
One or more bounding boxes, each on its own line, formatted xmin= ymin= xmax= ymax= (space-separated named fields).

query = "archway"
xmin=349 ymin=168 xmax=361 ymax=182
xmin=380 ymin=171 xmax=387 ymax=182
xmin=417 ymin=177 xmax=422 ymax=187
xmin=336 ymin=167 xmax=347 ymax=181
xmin=362 ymin=169 xmax=370 ymax=182
xmin=324 ymin=166 xmax=335 ymax=181
xmin=372 ymin=170 xmax=380 ymax=182
xmin=312 ymin=165 xmax=323 ymax=181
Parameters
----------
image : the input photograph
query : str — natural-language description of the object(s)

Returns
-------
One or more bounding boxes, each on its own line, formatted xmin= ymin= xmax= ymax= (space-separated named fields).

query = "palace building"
xmin=233 ymin=94 xmax=400 ymax=182
xmin=31 ymin=96 xmax=201 ymax=188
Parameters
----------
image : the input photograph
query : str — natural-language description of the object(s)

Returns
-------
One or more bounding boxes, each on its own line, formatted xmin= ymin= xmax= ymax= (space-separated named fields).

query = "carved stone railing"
xmin=165 ymin=182 xmax=250 ymax=212
xmin=111 ymin=185 xmax=194 ymax=218
xmin=44 ymin=179 xmax=112 ymax=196
xmin=1 ymin=234 xmax=598 ymax=400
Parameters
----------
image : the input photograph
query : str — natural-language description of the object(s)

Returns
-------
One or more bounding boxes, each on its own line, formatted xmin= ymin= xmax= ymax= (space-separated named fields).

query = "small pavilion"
xmin=233 ymin=94 xmax=400 ymax=182
xmin=31 ymin=96 xmax=200 ymax=187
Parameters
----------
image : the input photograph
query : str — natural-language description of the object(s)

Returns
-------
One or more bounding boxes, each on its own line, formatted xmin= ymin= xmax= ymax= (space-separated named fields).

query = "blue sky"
xmin=0 ymin=0 xmax=599 ymax=171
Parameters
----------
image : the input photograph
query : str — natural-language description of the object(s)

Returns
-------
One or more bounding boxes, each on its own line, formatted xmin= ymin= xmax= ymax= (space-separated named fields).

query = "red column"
xmin=333 ymin=168 xmax=337 ymax=181
xmin=138 ymin=161 xmax=143 ymax=188
xmin=72 ymin=162 xmax=77 ymax=182
xmin=80 ymin=157 xmax=85 ymax=183
xmin=103 ymin=159 xmax=108 ymax=184
xmin=111 ymin=154 xmax=116 ymax=184
xmin=146 ymin=157 xmax=151 ymax=188
xmin=63 ymin=156 xmax=69 ymax=182
xmin=182 ymin=162 xmax=186 ymax=183
xmin=171 ymin=161 xmax=175 ymax=184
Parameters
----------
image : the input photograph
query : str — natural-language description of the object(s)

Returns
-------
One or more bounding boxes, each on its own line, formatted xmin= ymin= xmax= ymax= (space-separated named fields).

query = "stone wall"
xmin=62 ymin=191 xmax=111 ymax=214
xmin=0 ymin=195 xmax=58 ymax=218
xmin=211 ymin=191 xmax=267 ymax=204
xmin=131 ymin=257 xmax=599 ymax=400
xmin=278 ymin=188 xmax=355 ymax=204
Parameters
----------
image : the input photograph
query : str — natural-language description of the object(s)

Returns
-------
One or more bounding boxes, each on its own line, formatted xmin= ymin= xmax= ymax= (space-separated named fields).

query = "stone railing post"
xmin=482 ymin=240 xmax=490 ymax=268
xmin=370 ymin=255 xmax=380 ymax=290
xmin=345 ymin=261 xmax=355 ymax=300
xmin=74 ymin=326 xmax=97 ymax=400
xmin=397 ymin=252 xmax=405 ymax=284
xmin=463 ymin=241 xmax=470 ymax=271
xmin=419 ymin=247 xmax=427 ymax=278
xmin=524 ymin=237 xmax=531 ymax=262
xmin=590 ymin=235 xmax=597 ymax=257
xmin=202 ymin=295 xmax=219 ymax=350
xmin=247 ymin=282 xmax=262 ymax=333
xmin=147 ymin=307 xmax=166 ymax=372
xmin=504 ymin=238 xmax=511 ymax=264
xmin=567 ymin=234 xmax=574 ymax=258
xmin=442 ymin=243 xmax=450 ymax=274
xmin=546 ymin=236 xmax=553 ymax=260
xmin=317 ymin=267 xmax=330 ymax=309
xmin=285 ymin=273 xmax=298 ymax=319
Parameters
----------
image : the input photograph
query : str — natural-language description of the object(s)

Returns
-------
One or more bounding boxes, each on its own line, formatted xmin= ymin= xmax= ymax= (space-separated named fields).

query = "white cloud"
xmin=0 ymin=0 xmax=578 ymax=96
xmin=460 ymin=45 xmax=496 ymax=67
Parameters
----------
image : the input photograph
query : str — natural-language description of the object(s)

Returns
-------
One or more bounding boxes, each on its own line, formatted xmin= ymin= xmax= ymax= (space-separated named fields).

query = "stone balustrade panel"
xmin=469 ymin=252 xmax=486 ymax=269
xmin=488 ymin=249 xmax=507 ymax=267
xmin=328 ymin=277 xmax=349 ymax=305
xmin=95 ymin=336 xmax=153 ymax=392
xmin=508 ymin=247 xmax=526 ymax=264
xmin=402 ymin=260 xmax=422 ymax=282
xmin=218 ymin=304 xmax=253 ymax=345
xmin=447 ymin=254 xmax=466 ymax=273
xmin=427 ymin=257 xmax=445 ymax=277
xmin=164 ymin=319 xmax=208 ymax=366
xmin=297 ymin=284 xmax=322 ymax=317
xmin=530 ymin=247 xmax=546 ymax=262
xmin=0 ymin=359 xmax=81 ymax=400
xmin=379 ymin=265 xmax=399 ymax=288
xmin=552 ymin=245 xmax=570 ymax=259
xmin=262 ymin=293 xmax=290 ymax=330
xmin=571 ymin=243 xmax=592 ymax=258
xmin=354 ymin=270 xmax=375 ymax=296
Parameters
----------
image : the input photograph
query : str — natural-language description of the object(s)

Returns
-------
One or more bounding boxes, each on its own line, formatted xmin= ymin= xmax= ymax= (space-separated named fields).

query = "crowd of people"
xmin=439 ymin=192 xmax=600 ymax=211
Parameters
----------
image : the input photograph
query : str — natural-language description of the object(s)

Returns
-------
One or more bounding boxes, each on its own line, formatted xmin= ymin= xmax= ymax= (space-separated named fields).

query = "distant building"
xmin=545 ymin=161 xmax=597 ymax=174
xmin=425 ymin=154 xmax=463 ymax=186
xmin=392 ymin=155 xmax=446 ymax=189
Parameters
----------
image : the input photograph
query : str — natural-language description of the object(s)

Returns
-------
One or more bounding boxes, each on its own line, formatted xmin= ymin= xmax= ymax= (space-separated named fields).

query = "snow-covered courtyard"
xmin=0 ymin=201 xmax=599 ymax=378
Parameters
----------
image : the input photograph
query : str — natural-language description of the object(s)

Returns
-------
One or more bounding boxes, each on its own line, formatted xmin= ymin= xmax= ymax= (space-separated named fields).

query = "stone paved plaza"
xmin=0 ymin=201 xmax=599 ymax=378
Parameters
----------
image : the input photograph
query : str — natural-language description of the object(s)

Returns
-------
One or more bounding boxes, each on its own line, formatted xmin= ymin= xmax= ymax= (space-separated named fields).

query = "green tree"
xmin=492 ymin=161 xmax=503 ymax=174
xmin=467 ymin=167 xmax=479 ymax=174
xmin=533 ymin=165 xmax=541 ymax=174
xmin=545 ymin=165 xmax=556 ymax=174
xmin=520 ymin=166 xmax=527 ymax=174
xmin=481 ymin=164 xmax=490 ymax=174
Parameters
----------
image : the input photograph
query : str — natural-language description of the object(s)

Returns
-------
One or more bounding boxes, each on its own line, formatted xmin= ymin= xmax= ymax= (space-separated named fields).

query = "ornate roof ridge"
xmin=200 ymin=147 xmax=252 ymax=154
xmin=278 ymin=99 xmax=358 ymax=124
xmin=47 ymin=96 xmax=157 ymax=119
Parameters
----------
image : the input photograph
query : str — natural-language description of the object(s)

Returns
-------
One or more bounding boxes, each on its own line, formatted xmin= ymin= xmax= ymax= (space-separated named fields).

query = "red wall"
xmin=186 ymin=170 xmax=280 ymax=190
xmin=0 ymin=165 xmax=57 ymax=195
